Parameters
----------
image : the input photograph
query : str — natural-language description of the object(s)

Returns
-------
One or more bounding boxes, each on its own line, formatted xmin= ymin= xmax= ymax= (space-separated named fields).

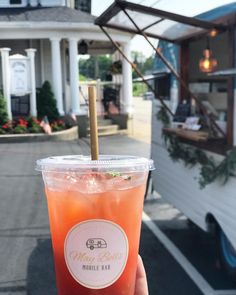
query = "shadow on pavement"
xmin=27 ymin=239 xmax=57 ymax=295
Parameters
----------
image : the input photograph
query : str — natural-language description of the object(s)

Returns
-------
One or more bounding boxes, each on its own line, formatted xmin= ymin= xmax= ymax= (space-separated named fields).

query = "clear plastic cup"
xmin=36 ymin=155 xmax=154 ymax=295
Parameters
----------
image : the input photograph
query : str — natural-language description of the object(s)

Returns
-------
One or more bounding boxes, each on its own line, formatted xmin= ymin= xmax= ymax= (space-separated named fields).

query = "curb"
xmin=0 ymin=126 xmax=79 ymax=143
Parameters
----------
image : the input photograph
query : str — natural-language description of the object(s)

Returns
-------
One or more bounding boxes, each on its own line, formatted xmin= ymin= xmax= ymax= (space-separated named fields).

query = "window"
xmin=154 ymin=75 xmax=170 ymax=100
xmin=75 ymin=0 xmax=91 ymax=13
xmin=10 ymin=0 xmax=22 ymax=4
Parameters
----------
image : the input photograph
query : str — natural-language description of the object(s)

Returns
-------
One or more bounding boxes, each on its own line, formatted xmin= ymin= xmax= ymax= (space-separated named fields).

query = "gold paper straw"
xmin=88 ymin=86 xmax=99 ymax=160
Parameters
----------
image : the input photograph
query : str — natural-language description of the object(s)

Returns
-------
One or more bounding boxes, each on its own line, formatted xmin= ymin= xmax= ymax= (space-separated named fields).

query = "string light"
xmin=199 ymin=37 xmax=217 ymax=73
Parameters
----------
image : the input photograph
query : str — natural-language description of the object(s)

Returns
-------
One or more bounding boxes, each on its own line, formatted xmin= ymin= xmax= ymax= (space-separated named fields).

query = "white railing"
xmin=79 ymin=80 xmax=121 ymax=116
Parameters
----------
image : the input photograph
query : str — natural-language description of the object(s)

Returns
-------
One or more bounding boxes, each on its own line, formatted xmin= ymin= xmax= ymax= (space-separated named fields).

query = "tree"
xmin=36 ymin=81 xmax=60 ymax=122
xmin=0 ymin=92 xmax=9 ymax=125
xmin=131 ymin=51 xmax=154 ymax=79
xmin=79 ymin=55 xmax=112 ymax=81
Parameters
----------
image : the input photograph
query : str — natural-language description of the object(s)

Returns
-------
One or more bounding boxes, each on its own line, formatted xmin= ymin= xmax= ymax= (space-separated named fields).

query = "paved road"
xmin=0 ymin=136 xmax=235 ymax=295
xmin=129 ymin=96 xmax=152 ymax=144
xmin=0 ymin=136 xmax=151 ymax=295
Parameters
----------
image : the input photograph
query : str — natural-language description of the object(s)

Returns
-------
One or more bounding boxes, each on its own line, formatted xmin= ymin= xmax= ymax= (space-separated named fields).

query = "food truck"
xmin=95 ymin=0 xmax=236 ymax=279
xmin=151 ymin=3 xmax=236 ymax=279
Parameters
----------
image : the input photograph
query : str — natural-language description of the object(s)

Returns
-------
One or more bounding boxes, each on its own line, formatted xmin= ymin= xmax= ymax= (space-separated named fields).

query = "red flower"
xmin=32 ymin=117 xmax=40 ymax=125
xmin=2 ymin=120 xmax=11 ymax=129
xmin=19 ymin=119 xmax=28 ymax=127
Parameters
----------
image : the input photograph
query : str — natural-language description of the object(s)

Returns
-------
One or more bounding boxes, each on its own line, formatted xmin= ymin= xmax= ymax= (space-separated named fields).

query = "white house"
xmin=0 ymin=0 xmax=133 ymax=119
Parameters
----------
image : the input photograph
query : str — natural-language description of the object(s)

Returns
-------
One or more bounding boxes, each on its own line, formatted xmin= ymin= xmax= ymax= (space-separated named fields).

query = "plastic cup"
xmin=36 ymin=155 xmax=154 ymax=295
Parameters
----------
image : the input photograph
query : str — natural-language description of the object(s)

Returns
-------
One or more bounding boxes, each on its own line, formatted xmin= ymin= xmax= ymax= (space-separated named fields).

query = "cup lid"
xmin=36 ymin=155 xmax=154 ymax=173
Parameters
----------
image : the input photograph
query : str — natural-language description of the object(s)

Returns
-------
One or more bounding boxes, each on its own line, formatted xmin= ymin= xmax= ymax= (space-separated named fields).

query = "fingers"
xmin=134 ymin=255 xmax=149 ymax=295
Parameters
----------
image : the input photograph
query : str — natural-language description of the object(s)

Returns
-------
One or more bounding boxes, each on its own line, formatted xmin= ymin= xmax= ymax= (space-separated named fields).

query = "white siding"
xmin=42 ymin=40 xmax=52 ymax=84
xmin=39 ymin=0 xmax=66 ymax=6
xmin=151 ymin=100 xmax=236 ymax=250
xmin=0 ymin=0 xmax=27 ymax=7
xmin=0 ymin=0 xmax=66 ymax=7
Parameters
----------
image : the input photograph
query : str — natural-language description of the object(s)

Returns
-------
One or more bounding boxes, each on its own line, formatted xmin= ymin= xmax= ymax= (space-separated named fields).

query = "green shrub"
xmin=0 ymin=92 xmax=9 ymax=125
xmin=36 ymin=81 xmax=60 ymax=123
xmin=26 ymin=116 xmax=42 ymax=133
xmin=14 ymin=125 xmax=27 ymax=134
xmin=51 ymin=119 xmax=66 ymax=132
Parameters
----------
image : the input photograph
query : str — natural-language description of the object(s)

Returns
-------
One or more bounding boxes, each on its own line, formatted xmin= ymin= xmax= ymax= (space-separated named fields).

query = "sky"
xmin=91 ymin=0 xmax=236 ymax=57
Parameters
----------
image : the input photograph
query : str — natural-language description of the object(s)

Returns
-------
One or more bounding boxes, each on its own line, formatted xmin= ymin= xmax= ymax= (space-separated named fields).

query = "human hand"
xmin=134 ymin=255 xmax=149 ymax=295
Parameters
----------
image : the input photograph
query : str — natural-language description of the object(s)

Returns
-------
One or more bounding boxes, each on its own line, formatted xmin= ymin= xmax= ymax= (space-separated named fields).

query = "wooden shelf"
xmin=163 ymin=128 xmax=209 ymax=142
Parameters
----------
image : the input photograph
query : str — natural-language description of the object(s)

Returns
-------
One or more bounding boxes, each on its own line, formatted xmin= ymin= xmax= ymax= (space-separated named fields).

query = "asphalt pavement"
xmin=0 ymin=136 xmax=153 ymax=295
xmin=0 ymin=136 xmax=235 ymax=295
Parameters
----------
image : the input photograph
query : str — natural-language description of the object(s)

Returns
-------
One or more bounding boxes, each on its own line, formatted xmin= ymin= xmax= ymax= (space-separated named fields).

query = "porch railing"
xmin=79 ymin=80 xmax=121 ymax=116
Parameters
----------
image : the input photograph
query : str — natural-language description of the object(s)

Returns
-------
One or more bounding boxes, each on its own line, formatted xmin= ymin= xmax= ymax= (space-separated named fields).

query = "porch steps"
xmin=97 ymin=118 xmax=113 ymax=126
xmin=87 ymin=117 xmax=126 ymax=136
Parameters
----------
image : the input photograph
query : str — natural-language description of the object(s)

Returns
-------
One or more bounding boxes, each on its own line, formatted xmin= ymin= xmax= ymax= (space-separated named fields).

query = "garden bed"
xmin=0 ymin=126 xmax=78 ymax=143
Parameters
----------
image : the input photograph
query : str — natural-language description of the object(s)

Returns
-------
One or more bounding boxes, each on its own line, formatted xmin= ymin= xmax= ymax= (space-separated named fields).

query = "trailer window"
xmin=154 ymin=75 xmax=170 ymax=100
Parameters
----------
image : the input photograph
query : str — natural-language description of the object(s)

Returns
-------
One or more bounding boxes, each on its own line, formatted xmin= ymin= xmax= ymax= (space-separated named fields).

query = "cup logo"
xmin=64 ymin=219 xmax=129 ymax=289
xmin=86 ymin=238 xmax=107 ymax=250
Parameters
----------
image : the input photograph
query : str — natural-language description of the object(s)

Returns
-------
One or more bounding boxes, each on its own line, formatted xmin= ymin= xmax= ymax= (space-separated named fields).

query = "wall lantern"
xmin=199 ymin=37 xmax=217 ymax=73
xmin=78 ymin=40 xmax=88 ymax=55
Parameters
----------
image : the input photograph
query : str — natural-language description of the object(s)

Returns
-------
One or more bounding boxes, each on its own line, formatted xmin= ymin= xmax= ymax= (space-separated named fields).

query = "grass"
xmin=133 ymin=82 xmax=148 ymax=96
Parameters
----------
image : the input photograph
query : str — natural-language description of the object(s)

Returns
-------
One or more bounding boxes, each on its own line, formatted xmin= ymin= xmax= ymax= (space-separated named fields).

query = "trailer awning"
xmin=95 ymin=0 xmax=227 ymax=43
xmin=95 ymin=0 xmax=231 ymax=138
xmin=133 ymin=71 xmax=170 ymax=82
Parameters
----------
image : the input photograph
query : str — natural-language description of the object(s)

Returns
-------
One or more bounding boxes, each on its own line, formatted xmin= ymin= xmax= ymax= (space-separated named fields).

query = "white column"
xmin=69 ymin=38 xmax=80 ymax=114
xmin=122 ymin=42 xmax=133 ymax=115
xmin=25 ymin=48 xmax=37 ymax=117
xmin=50 ymin=37 xmax=64 ymax=115
xmin=0 ymin=48 xmax=11 ymax=120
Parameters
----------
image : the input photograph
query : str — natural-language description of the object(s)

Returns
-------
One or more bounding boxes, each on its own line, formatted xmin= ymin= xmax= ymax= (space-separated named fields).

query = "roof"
xmin=0 ymin=6 xmax=95 ymax=23
xmin=95 ymin=0 xmax=230 ymax=43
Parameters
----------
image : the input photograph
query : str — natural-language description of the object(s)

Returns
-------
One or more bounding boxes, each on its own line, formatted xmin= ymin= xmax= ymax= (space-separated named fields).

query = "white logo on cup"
xmin=64 ymin=219 xmax=129 ymax=289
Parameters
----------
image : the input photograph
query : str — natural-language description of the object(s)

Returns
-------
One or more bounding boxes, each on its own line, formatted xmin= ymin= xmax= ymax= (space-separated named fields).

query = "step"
xmin=97 ymin=118 xmax=113 ymax=126
xmin=87 ymin=124 xmax=120 ymax=136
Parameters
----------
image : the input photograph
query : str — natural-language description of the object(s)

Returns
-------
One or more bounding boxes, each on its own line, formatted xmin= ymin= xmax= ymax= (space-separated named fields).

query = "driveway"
xmin=0 ymin=136 xmax=235 ymax=295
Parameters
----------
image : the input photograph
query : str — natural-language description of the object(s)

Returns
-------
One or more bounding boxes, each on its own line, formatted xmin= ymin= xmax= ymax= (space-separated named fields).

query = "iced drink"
xmin=36 ymin=155 xmax=153 ymax=295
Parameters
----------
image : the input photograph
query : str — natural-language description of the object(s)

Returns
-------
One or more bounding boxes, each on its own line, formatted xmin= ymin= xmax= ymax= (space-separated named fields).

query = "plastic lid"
xmin=36 ymin=155 xmax=154 ymax=173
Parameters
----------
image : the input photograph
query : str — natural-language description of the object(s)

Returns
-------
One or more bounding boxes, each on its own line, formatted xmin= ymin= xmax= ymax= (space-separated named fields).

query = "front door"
xmin=11 ymin=95 xmax=30 ymax=116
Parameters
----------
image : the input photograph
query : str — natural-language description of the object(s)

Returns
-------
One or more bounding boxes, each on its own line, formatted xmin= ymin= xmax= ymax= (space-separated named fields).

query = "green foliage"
xmin=0 ymin=92 xmax=9 ymax=125
xmin=79 ymin=55 xmax=112 ymax=81
xmin=79 ymin=52 xmax=154 ymax=81
xmin=157 ymin=106 xmax=236 ymax=189
xmin=36 ymin=81 xmax=59 ymax=123
xmin=110 ymin=60 xmax=122 ymax=74
xmin=131 ymin=51 xmax=155 ymax=79
xmin=79 ymin=74 xmax=87 ymax=81
xmin=157 ymin=106 xmax=170 ymax=127
xmin=51 ymin=119 xmax=66 ymax=132
xmin=26 ymin=116 xmax=42 ymax=133
xmin=133 ymin=83 xmax=148 ymax=96
xmin=14 ymin=125 xmax=27 ymax=134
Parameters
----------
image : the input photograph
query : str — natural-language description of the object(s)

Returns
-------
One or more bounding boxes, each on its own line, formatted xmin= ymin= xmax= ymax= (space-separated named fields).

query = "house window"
xmin=75 ymin=0 xmax=91 ymax=13
xmin=10 ymin=0 xmax=22 ymax=4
